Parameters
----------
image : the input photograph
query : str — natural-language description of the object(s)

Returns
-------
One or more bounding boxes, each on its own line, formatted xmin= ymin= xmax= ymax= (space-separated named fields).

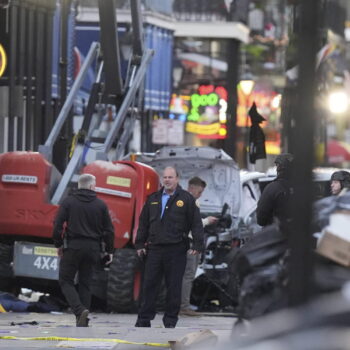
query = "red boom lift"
xmin=0 ymin=0 xmax=159 ymax=312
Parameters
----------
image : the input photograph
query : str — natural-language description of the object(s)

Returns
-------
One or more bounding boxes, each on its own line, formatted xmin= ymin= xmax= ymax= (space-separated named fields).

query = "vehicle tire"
xmin=106 ymin=248 xmax=141 ymax=313
xmin=0 ymin=243 xmax=15 ymax=292
xmin=0 ymin=242 xmax=13 ymax=264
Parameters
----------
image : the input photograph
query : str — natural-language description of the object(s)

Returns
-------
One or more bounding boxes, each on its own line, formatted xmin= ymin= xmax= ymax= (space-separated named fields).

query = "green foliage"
xmin=243 ymin=44 xmax=267 ymax=59
xmin=252 ymin=0 xmax=266 ymax=10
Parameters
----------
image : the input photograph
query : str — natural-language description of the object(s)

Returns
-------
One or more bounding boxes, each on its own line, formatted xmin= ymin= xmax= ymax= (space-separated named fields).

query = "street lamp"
xmin=328 ymin=90 xmax=349 ymax=114
xmin=239 ymin=79 xmax=255 ymax=97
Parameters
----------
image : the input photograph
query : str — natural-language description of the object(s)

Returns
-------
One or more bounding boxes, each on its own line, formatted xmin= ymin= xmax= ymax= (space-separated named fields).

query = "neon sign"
xmin=188 ymin=93 xmax=219 ymax=122
xmin=169 ymin=94 xmax=190 ymax=122
xmin=186 ymin=85 xmax=227 ymax=139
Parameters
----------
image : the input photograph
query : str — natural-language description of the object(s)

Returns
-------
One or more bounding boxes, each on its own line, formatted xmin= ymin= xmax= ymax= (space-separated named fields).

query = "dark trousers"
xmin=59 ymin=245 xmax=99 ymax=316
xmin=137 ymin=243 xmax=187 ymax=327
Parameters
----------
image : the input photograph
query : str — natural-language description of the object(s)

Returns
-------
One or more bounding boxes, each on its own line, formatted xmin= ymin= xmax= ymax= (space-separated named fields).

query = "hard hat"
xmin=275 ymin=153 xmax=294 ymax=168
xmin=330 ymin=170 xmax=350 ymax=188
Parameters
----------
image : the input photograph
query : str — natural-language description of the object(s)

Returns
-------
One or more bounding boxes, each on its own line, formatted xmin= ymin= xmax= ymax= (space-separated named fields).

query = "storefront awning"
xmin=174 ymin=21 xmax=249 ymax=43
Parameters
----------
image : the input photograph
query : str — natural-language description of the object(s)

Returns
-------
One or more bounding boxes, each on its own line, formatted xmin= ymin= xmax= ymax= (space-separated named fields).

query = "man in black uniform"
xmin=135 ymin=166 xmax=204 ymax=328
xmin=257 ymin=153 xmax=294 ymax=227
xmin=52 ymin=173 xmax=114 ymax=327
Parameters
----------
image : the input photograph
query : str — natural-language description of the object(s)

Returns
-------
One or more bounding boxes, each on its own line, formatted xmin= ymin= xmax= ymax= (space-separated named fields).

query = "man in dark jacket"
xmin=257 ymin=153 xmax=294 ymax=227
xmin=135 ymin=166 xmax=204 ymax=328
xmin=52 ymin=173 xmax=114 ymax=327
xmin=180 ymin=176 xmax=217 ymax=316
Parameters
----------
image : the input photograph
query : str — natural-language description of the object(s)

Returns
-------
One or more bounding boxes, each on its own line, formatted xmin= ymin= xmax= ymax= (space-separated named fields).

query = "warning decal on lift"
xmin=34 ymin=246 xmax=58 ymax=257
xmin=2 ymin=174 xmax=38 ymax=184
xmin=106 ymin=176 xmax=131 ymax=187
xmin=14 ymin=242 xmax=59 ymax=280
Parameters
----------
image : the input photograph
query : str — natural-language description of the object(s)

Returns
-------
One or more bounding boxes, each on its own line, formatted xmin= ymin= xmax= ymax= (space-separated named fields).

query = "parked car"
xmin=258 ymin=166 xmax=338 ymax=198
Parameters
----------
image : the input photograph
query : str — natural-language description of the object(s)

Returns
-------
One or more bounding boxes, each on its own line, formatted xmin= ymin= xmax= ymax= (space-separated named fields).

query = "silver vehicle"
xmin=258 ymin=166 xmax=338 ymax=199
xmin=136 ymin=148 xmax=339 ymax=310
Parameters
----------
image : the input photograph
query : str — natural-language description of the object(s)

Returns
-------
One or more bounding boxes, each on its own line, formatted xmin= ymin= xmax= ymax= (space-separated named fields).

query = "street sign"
xmin=168 ymin=119 xmax=184 ymax=145
xmin=152 ymin=119 xmax=184 ymax=145
xmin=152 ymin=119 xmax=168 ymax=144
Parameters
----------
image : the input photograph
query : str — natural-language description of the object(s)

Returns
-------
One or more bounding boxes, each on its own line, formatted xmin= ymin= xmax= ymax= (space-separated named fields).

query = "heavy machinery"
xmin=0 ymin=0 xmax=160 ymax=312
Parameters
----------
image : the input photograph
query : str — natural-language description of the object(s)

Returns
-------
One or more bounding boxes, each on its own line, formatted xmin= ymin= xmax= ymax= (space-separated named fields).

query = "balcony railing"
xmin=79 ymin=0 xmax=251 ymax=24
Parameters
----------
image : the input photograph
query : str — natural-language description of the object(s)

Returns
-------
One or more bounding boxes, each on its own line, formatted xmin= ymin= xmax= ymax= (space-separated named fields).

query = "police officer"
xmin=135 ymin=167 xmax=204 ymax=328
xmin=52 ymin=174 xmax=114 ymax=327
xmin=330 ymin=170 xmax=350 ymax=195
xmin=257 ymin=153 xmax=294 ymax=227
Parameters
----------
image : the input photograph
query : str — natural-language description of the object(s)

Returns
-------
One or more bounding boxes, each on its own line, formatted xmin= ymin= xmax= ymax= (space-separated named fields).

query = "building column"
xmin=223 ymin=38 xmax=240 ymax=161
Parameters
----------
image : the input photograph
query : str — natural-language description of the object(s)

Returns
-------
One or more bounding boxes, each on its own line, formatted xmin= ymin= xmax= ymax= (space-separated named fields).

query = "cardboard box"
xmin=316 ymin=230 xmax=350 ymax=267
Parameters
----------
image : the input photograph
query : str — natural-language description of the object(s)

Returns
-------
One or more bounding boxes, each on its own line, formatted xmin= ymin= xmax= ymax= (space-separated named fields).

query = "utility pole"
xmin=222 ymin=2 xmax=244 ymax=160
xmin=223 ymin=38 xmax=240 ymax=160
xmin=288 ymin=0 xmax=320 ymax=307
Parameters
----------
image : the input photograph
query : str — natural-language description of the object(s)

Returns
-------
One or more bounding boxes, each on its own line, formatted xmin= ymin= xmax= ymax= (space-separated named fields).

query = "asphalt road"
xmin=0 ymin=311 xmax=236 ymax=349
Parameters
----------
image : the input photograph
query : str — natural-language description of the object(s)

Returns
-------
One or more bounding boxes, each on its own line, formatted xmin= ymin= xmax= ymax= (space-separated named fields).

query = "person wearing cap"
xmin=330 ymin=170 xmax=350 ymax=196
xmin=256 ymin=153 xmax=294 ymax=227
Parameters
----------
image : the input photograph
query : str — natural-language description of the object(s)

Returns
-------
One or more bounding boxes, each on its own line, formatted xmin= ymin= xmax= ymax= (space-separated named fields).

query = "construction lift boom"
xmin=0 ymin=0 xmax=160 ymax=312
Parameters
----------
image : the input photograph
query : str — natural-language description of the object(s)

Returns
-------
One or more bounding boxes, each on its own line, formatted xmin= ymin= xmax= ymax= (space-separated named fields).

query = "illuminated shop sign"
xmin=186 ymin=122 xmax=221 ymax=135
xmin=169 ymin=94 xmax=190 ymax=122
xmin=236 ymin=83 xmax=282 ymax=154
xmin=186 ymin=85 xmax=227 ymax=139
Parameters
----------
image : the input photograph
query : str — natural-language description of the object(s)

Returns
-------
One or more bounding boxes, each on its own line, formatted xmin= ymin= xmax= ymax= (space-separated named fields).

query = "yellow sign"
xmin=176 ymin=200 xmax=184 ymax=207
xmin=0 ymin=44 xmax=7 ymax=78
xmin=107 ymin=176 xmax=131 ymax=187
xmin=34 ymin=246 xmax=58 ymax=256
xmin=186 ymin=122 xmax=221 ymax=135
